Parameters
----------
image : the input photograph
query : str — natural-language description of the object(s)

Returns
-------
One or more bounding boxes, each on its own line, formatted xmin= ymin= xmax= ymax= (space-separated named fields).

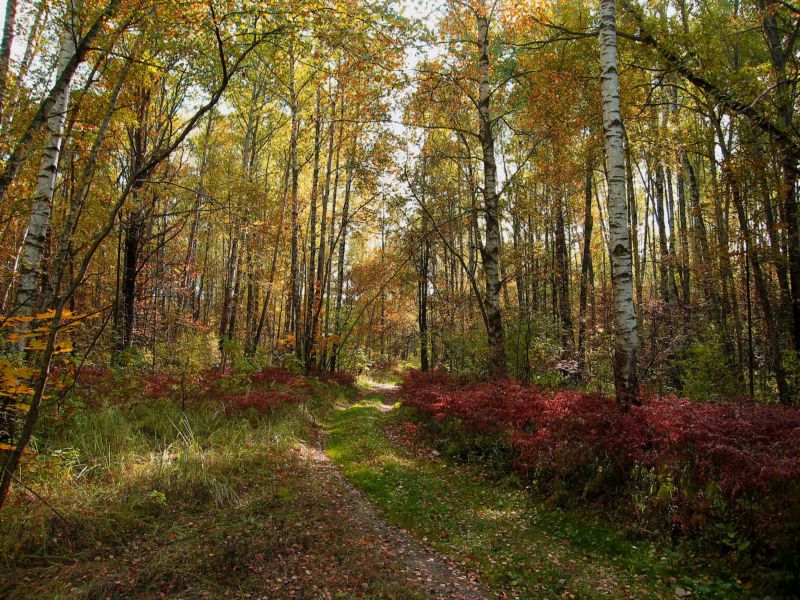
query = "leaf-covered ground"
xmin=0 ymin=390 xmax=443 ymax=599
xmin=2 ymin=381 xmax=767 ymax=599
xmin=327 ymin=387 xmax=760 ymax=599
xmin=1 ymin=383 xmax=489 ymax=599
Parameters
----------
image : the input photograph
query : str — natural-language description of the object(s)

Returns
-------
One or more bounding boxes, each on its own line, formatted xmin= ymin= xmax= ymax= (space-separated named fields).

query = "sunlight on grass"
xmin=0 ymin=396 xmax=330 ymax=561
xmin=327 ymin=396 xmax=758 ymax=600
xmin=2 ymin=383 xmax=440 ymax=598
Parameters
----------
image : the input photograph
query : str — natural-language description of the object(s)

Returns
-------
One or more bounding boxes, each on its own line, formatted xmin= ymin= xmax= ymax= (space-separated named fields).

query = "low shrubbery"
xmin=400 ymin=370 xmax=800 ymax=580
xmin=74 ymin=365 xmax=354 ymax=416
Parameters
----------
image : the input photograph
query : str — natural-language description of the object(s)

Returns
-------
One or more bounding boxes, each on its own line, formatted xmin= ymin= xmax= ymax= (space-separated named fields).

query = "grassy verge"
xmin=327 ymin=394 xmax=759 ymax=599
xmin=0 ymin=382 xmax=425 ymax=599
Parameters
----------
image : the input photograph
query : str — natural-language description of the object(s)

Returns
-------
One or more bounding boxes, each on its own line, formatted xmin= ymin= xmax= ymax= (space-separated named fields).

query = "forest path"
xmin=302 ymin=382 xmax=490 ymax=600
xmin=320 ymin=381 xmax=728 ymax=600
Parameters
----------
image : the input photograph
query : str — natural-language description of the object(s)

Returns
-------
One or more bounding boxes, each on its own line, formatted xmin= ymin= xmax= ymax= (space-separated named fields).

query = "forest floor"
xmin=327 ymin=383 xmax=760 ymax=600
xmin=0 ymin=381 xmax=487 ymax=599
xmin=1 ymin=379 xmax=759 ymax=599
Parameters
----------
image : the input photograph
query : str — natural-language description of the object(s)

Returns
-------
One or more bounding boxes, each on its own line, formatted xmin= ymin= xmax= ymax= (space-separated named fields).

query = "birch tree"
xmin=476 ymin=3 xmax=507 ymax=379
xmin=14 ymin=8 xmax=77 ymax=318
xmin=598 ymin=0 xmax=639 ymax=407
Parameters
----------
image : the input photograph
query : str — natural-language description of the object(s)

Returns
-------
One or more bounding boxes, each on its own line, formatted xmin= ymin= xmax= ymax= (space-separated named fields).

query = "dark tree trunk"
xmin=578 ymin=159 xmax=594 ymax=365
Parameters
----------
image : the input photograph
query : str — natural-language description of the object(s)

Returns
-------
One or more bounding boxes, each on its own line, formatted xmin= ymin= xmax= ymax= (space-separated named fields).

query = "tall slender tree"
xmin=598 ymin=0 xmax=639 ymax=407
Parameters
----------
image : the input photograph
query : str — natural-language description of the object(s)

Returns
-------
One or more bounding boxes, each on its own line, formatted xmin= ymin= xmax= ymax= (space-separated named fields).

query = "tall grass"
xmin=0 ymin=391 xmax=334 ymax=563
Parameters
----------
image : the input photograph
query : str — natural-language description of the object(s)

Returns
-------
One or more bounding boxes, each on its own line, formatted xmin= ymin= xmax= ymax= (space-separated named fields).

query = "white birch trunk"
xmin=598 ymin=0 xmax=639 ymax=406
xmin=15 ymin=15 xmax=76 ymax=317
xmin=477 ymin=8 xmax=507 ymax=379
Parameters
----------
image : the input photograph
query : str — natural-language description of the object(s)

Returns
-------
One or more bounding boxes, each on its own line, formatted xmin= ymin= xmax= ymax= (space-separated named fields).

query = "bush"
xmin=677 ymin=334 xmax=742 ymax=402
xmin=399 ymin=370 xmax=800 ymax=572
xmin=309 ymin=369 xmax=356 ymax=387
xmin=251 ymin=366 xmax=307 ymax=387
xmin=504 ymin=310 xmax=565 ymax=386
xmin=222 ymin=389 xmax=303 ymax=415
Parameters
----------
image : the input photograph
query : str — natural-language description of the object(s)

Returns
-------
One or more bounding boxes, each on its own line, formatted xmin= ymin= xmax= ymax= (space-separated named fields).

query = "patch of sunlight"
xmin=371 ymin=382 xmax=400 ymax=391
xmin=294 ymin=442 xmax=326 ymax=461
xmin=356 ymin=374 xmax=401 ymax=390
xmin=374 ymin=452 xmax=414 ymax=468
xmin=474 ymin=506 xmax=523 ymax=522
xmin=347 ymin=399 xmax=386 ymax=411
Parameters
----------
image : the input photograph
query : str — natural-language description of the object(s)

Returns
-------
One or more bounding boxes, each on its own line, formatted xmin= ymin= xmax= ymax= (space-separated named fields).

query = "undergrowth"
xmin=398 ymin=370 xmax=800 ymax=596
xmin=327 ymin=395 xmax=764 ymax=599
xmin=1 ymin=390 xmax=329 ymax=563
xmin=0 ymin=369 xmax=429 ymax=599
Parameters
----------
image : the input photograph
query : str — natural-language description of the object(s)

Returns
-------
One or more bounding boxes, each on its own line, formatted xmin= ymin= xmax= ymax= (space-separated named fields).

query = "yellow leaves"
xmin=0 ymin=308 xmax=89 ymax=406
xmin=0 ymin=360 xmax=36 ymax=398
xmin=4 ymin=308 xmax=93 ymax=327
xmin=0 ymin=387 xmax=35 ymax=398
xmin=4 ymin=311 xmax=53 ymax=325
xmin=25 ymin=339 xmax=48 ymax=351
xmin=3 ymin=308 xmax=96 ymax=354
xmin=54 ymin=340 xmax=74 ymax=354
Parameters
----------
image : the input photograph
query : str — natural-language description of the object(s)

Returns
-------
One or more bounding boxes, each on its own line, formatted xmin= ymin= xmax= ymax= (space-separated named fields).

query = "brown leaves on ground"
xmin=1 ymin=439 xmax=485 ymax=599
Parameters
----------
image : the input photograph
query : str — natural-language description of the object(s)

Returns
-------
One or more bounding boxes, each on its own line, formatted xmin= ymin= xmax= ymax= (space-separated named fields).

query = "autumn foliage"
xmin=400 ymin=370 xmax=800 ymax=559
xmin=73 ymin=365 xmax=356 ymax=416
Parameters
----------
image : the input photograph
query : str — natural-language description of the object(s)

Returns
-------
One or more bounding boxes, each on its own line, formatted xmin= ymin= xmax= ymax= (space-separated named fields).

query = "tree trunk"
xmin=653 ymin=164 xmax=672 ymax=305
xmin=182 ymin=112 xmax=213 ymax=312
xmin=476 ymin=8 xmax=506 ymax=378
xmin=555 ymin=193 xmax=573 ymax=352
xmin=0 ymin=0 xmax=17 ymax=127
xmin=303 ymin=90 xmax=323 ymax=367
xmin=308 ymin=85 xmax=337 ymax=367
xmin=252 ymin=159 xmax=291 ymax=355
xmin=330 ymin=152 xmax=354 ymax=372
xmin=599 ymin=0 xmax=639 ymax=407
xmin=419 ymin=215 xmax=430 ymax=371
xmin=14 ymin=23 xmax=76 ymax=318
xmin=578 ymin=158 xmax=594 ymax=366
xmin=287 ymin=43 xmax=302 ymax=360
xmin=676 ymin=166 xmax=690 ymax=306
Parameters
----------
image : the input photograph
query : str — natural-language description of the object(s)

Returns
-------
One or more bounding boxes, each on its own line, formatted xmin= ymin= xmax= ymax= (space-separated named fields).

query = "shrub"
xmin=677 ymin=334 xmax=742 ymax=402
xmin=251 ymin=366 xmax=305 ymax=387
xmin=399 ymin=370 xmax=800 ymax=569
xmin=143 ymin=373 xmax=181 ymax=400
xmin=313 ymin=370 xmax=356 ymax=387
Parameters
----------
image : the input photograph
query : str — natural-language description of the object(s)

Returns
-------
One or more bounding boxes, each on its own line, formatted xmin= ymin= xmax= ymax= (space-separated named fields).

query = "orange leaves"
xmin=0 ymin=442 xmax=35 ymax=455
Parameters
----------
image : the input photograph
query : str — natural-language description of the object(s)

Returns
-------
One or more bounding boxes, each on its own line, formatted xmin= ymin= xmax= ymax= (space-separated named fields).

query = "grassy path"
xmin=2 ymin=383 xmax=757 ymax=598
xmin=326 ymin=386 xmax=753 ymax=600
xmin=1 ymin=393 xmax=468 ymax=599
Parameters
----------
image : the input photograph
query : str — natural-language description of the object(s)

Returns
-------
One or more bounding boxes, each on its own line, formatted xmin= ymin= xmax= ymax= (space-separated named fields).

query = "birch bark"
xmin=599 ymin=0 xmax=639 ymax=406
xmin=15 ymin=14 xmax=76 ymax=317
xmin=477 ymin=8 xmax=506 ymax=379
